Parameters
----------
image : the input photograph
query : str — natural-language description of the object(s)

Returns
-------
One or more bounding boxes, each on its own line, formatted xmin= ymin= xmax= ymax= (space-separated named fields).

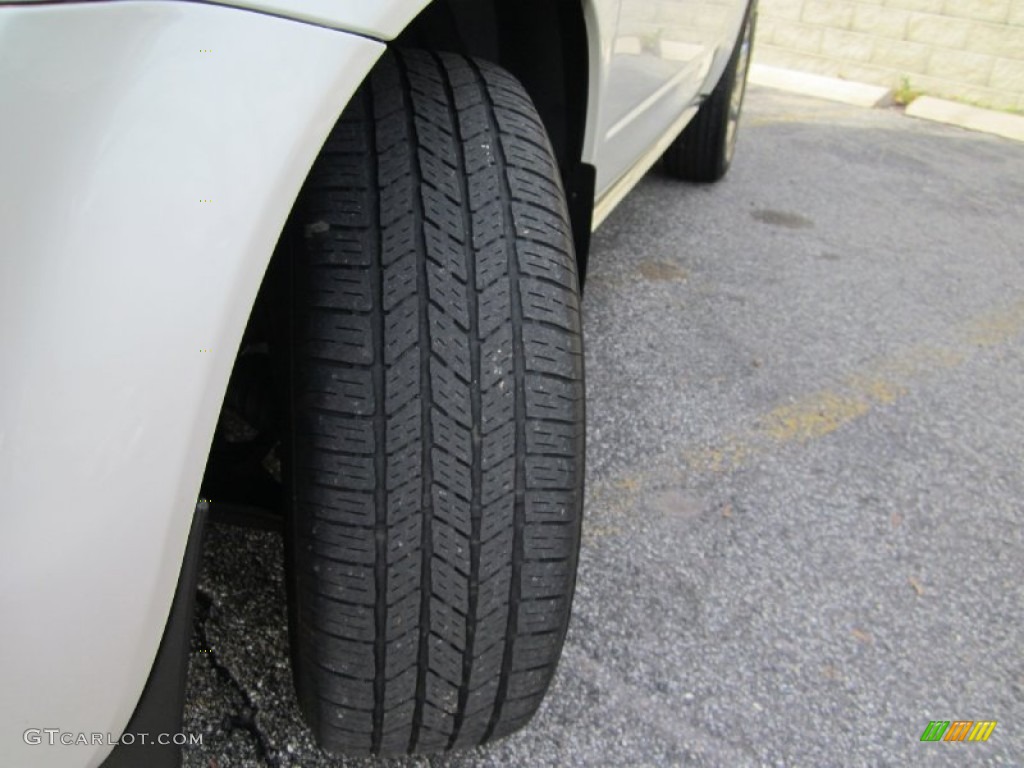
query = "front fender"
xmin=200 ymin=0 xmax=432 ymax=40
xmin=0 ymin=3 xmax=382 ymax=766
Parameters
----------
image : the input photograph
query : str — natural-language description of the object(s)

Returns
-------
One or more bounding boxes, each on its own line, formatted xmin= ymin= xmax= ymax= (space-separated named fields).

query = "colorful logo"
xmin=920 ymin=720 xmax=997 ymax=742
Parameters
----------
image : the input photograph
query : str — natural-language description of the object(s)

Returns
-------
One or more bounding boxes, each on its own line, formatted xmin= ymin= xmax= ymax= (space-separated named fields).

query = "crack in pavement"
xmin=193 ymin=588 xmax=279 ymax=766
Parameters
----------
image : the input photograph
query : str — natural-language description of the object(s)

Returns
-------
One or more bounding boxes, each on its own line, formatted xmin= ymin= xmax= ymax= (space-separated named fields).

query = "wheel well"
xmin=394 ymin=0 xmax=595 ymax=281
xmin=202 ymin=5 xmax=595 ymax=521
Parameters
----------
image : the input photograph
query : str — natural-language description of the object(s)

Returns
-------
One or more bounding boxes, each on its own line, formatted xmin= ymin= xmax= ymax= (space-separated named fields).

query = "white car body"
xmin=0 ymin=1 xmax=748 ymax=766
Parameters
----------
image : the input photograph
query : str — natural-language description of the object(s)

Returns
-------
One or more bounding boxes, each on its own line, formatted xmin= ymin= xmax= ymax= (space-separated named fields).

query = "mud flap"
xmin=100 ymin=502 xmax=207 ymax=768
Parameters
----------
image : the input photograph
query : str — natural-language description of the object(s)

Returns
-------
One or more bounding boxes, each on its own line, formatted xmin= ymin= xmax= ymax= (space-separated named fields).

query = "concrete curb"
xmin=749 ymin=64 xmax=892 ymax=108
xmin=749 ymin=63 xmax=1024 ymax=144
xmin=905 ymin=96 xmax=1024 ymax=143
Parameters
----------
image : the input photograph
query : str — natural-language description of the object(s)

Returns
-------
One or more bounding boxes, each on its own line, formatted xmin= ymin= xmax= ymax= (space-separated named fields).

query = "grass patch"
xmin=893 ymin=76 xmax=921 ymax=106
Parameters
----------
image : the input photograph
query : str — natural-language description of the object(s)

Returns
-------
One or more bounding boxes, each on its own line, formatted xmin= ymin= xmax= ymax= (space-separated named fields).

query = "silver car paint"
xmin=0 ymin=4 xmax=381 ymax=766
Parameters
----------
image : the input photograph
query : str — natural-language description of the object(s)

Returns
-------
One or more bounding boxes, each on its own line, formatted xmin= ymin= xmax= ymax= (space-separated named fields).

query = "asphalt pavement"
xmin=183 ymin=85 xmax=1024 ymax=767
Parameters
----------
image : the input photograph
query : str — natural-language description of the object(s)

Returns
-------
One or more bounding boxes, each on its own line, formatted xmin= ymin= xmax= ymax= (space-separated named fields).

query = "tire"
xmin=662 ymin=1 xmax=757 ymax=182
xmin=283 ymin=49 xmax=585 ymax=757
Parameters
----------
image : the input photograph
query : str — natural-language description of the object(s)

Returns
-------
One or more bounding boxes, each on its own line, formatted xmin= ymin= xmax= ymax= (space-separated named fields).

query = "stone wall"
xmin=754 ymin=0 xmax=1024 ymax=112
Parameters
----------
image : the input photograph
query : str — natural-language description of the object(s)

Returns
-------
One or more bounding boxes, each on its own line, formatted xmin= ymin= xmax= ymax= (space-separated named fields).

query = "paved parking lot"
xmin=184 ymin=86 xmax=1024 ymax=766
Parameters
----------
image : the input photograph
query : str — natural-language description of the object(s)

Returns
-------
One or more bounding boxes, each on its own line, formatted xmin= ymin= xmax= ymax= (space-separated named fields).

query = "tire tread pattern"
xmin=288 ymin=49 xmax=584 ymax=757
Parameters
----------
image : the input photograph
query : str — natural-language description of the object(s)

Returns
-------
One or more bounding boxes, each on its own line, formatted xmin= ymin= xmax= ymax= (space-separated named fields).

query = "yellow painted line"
xmin=588 ymin=297 xmax=1024 ymax=504
xmin=760 ymin=391 xmax=871 ymax=443
xmin=966 ymin=298 xmax=1024 ymax=347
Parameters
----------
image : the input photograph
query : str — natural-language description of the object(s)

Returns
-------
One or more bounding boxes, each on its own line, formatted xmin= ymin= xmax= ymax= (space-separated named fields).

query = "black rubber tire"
xmin=283 ymin=49 xmax=585 ymax=757
xmin=662 ymin=2 xmax=757 ymax=182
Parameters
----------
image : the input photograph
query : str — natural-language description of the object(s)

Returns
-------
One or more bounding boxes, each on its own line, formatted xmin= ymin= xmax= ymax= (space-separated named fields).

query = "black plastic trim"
xmin=99 ymin=502 xmax=208 ymax=768
xmin=565 ymin=162 xmax=596 ymax=289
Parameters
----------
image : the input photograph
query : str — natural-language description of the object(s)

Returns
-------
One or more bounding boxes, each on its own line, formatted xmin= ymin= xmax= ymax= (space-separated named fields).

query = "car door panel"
xmin=588 ymin=0 xmax=748 ymax=198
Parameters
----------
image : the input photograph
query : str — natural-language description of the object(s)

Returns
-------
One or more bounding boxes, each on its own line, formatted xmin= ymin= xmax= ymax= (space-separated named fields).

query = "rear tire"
xmin=283 ymin=50 xmax=585 ymax=756
xmin=662 ymin=1 xmax=757 ymax=182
